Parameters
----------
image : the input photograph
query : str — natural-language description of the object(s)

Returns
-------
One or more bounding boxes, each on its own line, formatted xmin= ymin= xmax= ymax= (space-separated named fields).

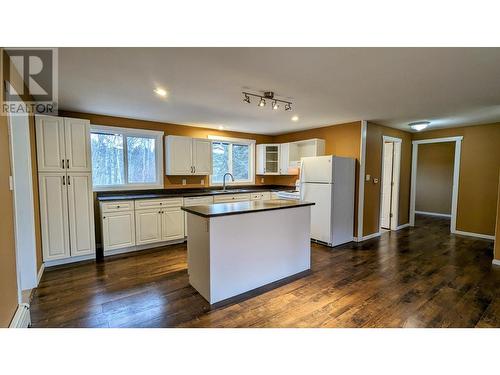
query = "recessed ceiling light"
xmin=154 ymin=88 xmax=167 ymax=97
xmin=218 ymin=125 xmax=224 ymax=130
xmin=291 ymin=115 xmax=299 ymax=122
xmin=409 ymin=121 xmax=430 ymax=131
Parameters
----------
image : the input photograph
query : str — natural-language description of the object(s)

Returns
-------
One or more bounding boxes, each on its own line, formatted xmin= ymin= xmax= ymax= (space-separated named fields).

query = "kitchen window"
xmin=90 ymin=125 xmax=164 ymax=191
xmin=208 ymin=136 xmax=255 ymax=186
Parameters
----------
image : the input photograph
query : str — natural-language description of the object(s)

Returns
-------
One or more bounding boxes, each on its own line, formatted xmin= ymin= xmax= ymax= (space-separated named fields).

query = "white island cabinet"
xmin=183 ymin=199 xmax=314 ymax=305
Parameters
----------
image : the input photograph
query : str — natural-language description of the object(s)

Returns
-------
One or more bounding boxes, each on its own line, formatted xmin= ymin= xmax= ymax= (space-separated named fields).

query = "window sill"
xmin=93 ymin=183 xmax=164 ymax=192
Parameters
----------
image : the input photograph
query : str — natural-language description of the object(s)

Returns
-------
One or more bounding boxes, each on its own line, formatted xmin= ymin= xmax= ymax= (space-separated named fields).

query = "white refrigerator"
xmin=300 ymin=155 xmax=355 ymax=247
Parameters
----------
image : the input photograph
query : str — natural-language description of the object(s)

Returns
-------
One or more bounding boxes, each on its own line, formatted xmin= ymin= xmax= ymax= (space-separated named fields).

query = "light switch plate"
xmin=260 ymin=177 xmax=264 ymax=183
xmin=365 ymin=174 xmax=371 ymax=182
xmin=200 ymin=179 xmax=205 ymax=185
xmin=182 ymin=179 xmax=187 ymax=185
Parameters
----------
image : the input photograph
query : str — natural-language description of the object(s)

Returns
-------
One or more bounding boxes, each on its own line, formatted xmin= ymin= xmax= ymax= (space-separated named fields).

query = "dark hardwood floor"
xmin=30 ymin=215 xmax=500 ymax=328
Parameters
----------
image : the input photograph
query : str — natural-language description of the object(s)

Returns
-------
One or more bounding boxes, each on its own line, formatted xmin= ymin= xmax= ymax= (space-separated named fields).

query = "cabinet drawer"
xmin=135 ymin=198 xmax=183 ymax=210
xmin=250 ymin=192 xmax=271 ymax=201
xmin=213 ymin=193 xmax=251 ymax=203
xmin=184 ymin=196 xmax=214 ymax=206
xmin=101 ymin=201 xmax=134 ymax=213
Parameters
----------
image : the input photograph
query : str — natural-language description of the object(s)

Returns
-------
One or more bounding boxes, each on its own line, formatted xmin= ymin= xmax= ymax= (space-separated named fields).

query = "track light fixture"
xmin=242 ymin=91 xmax=292 ymax=112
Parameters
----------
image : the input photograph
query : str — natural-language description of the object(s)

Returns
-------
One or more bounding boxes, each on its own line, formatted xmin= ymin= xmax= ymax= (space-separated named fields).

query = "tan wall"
xmin=363 ymin=122 xmax=412 ymax=236
xmin=272 ymin=121 xmax=362 ymax=235
xmin=413 ymin=123 xmax=500 ymax=236
xmin=0 ymin=49 xmax=20 ymax=327
xmin=494 ymin=172 xmax=500 ymax=261
xmin=415 ymin=142 xmax=455 ymax=215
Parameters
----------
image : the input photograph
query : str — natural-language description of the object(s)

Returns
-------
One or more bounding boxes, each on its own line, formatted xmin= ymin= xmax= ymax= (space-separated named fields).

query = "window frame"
xmin=90 ymin=125 xmax=164 ymax=191
xmin=208 ymin=135 xmax=255 ymax=186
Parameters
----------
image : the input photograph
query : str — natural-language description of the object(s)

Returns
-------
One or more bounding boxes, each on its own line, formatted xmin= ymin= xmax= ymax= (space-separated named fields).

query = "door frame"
xmin=409 ymin=136 xmax=463 ymax=232
xmin=6 ymin=93 xmax=39 ymax=297
xmin=380 ymin=136 xmax=402 ymax=230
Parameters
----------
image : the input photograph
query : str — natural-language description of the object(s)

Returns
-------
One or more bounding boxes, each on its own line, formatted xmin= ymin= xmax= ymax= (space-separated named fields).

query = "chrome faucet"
xmin=222 ymin=172 xmax=234 ymax=191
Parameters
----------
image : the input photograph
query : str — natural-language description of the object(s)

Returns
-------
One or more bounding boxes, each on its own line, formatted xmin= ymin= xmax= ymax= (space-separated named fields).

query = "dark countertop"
xmin=96 ymin=185 xmax=296 ymax=201
xmin=181 ymin=199 xmax=314 ymax=218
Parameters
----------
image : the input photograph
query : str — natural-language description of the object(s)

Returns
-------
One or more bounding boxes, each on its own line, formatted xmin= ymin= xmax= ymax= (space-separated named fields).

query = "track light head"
xmin=258 ymin=97 xmax=266 ymax=107
xmin=243 ymin=94 xmax=251 ymax=104
xmin=272 ymin=100 xmax=279 ymax=110
xmin=285 ymin=103 xmax=292 ymax=111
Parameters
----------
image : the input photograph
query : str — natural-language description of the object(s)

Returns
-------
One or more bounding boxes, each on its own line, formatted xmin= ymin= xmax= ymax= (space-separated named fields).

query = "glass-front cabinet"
xmin=256 ymin=144 xmax=281 ymax=175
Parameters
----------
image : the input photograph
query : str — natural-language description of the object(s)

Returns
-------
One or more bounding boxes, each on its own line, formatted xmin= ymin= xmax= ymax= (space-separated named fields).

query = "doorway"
xmin=380 ymin=136 xmax=402 ymax=231
xmin=410 ymin=137 xmax=463 ymax=233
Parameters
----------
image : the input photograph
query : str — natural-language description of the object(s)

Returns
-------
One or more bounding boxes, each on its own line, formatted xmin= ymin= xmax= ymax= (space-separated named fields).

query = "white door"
xmin=166 ymin=135 xmax=193 ymax=175
xmin=301 ymin=182 xmax=333 ymax=244
xmin=102 ymin=211 xmax=136 ymax=251
xmin=35 ymin=115 xmax=66 ymax=172
xmin=162 ymin=207 xmax=185 ymax=241
xmin=67 ymin=173 xmax=95 ymax=256
xmin=300 ymin=156 xmax=333 ymax=183
xmin=380 ymin=142 xmax=394 ymax=229
xmin=135 ymin=209 xmax=163 ymax=245
xmin=192 ymin=138 xmax=212 ymax=175
xmin=64 ymin=118 xmax=91 ymax=172
xmin=39 ymin=173 xmax=70 ymax=260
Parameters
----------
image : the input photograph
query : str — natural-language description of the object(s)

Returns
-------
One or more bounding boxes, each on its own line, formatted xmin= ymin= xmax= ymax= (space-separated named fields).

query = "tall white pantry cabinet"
xmin=36 ymin=115 xmax=95 ymax=264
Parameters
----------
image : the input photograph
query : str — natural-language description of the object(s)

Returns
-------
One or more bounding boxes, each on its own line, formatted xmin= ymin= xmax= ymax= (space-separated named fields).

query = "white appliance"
xmin=300 ymin=155 xmax=355 ymax=247
xmin=276 ymin=191 xmax=300 ymax=200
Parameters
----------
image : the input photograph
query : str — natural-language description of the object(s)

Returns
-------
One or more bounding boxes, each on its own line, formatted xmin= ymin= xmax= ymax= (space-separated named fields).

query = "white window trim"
xmin=208 ymin=135 xmax=255 ymax=186
xmin=90 ymin=125 xmax=164 ymax=191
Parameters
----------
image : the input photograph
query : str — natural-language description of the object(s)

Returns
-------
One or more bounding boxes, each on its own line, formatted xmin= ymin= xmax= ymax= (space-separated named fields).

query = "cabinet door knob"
xmin=103 ymin=216 xmax=106 ymax=219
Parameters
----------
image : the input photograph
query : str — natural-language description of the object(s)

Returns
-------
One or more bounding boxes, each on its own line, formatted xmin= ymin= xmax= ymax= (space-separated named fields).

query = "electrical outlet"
xmin=182 ymin=179 xmax=187 ymax=186
xmin=365 ymin=174 xmax=371 ymax=182
xmin=260 ymin=177 xmax=264 ymax=183
xmin=201 ymin=179 xmax=205 ymax=185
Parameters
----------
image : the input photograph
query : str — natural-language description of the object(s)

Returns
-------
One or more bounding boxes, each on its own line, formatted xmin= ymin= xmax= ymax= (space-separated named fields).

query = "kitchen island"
xmin=182 ymin=199 xmax=314 ymax=305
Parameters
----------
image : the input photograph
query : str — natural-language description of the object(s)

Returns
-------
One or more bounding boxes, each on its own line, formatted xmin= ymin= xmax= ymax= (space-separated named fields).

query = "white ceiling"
xmin=59 ymin=48 xmax=500 ymax=135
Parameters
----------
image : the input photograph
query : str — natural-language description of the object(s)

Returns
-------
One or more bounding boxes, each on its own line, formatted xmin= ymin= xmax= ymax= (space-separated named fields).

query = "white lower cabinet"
xmin=162 ymin=207 xmax=184 ymax=241
xmin=39 ymin=172 xmax=95 ymax=262
xmin=135 ymin=209 xmax=163 ymax=245
xmin=39 ymin=173 xmax=71 ymax=261
xmin=67 ymin=173 xmax=95 ymax=256
xmin=101 ymin=198 xmax=185 ymax=254
xmin=102 ymin=211 xmax=136 ymax=251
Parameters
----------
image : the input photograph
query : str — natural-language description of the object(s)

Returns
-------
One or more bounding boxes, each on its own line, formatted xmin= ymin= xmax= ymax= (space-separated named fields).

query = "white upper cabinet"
xmin=192 ymin=138 xmax=212 ymax=175
xmin=256 ymin=144 xmax=280 ymax=175
xmin=258 ymin=139 xmax=326 ymax=175
xmin=165 ymin=135 xmax=212 ymax=175
xmin=64 ymin=118 xmax=91 ymax=172
xmin=36 ymin=115 xmax=66 ymax=172
xmin=36 ymin=115 xmax=91 ymax=172
xmin=67 ymin=173 xmax=95 ymax=256
xmin=165 ymin=135 xmax=193 ymax=175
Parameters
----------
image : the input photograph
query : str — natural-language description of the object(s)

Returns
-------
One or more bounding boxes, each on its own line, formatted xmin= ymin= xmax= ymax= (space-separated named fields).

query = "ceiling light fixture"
xmin=154 ymin=87 xmax=167 ymax=97
xmin=291 ymin=115 xmax=299 ymax=122
xmin=409 ymin=121 xmax=430 ymax=131
xmin=243 ymin=91 xmax=292 ymax=112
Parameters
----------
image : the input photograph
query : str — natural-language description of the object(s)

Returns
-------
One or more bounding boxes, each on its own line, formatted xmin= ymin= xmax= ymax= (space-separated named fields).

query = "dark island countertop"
xmin=96 ymin=185 xmax=296 ymax=201
xmin=181 ymin=199 xmax=314 ymax=218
